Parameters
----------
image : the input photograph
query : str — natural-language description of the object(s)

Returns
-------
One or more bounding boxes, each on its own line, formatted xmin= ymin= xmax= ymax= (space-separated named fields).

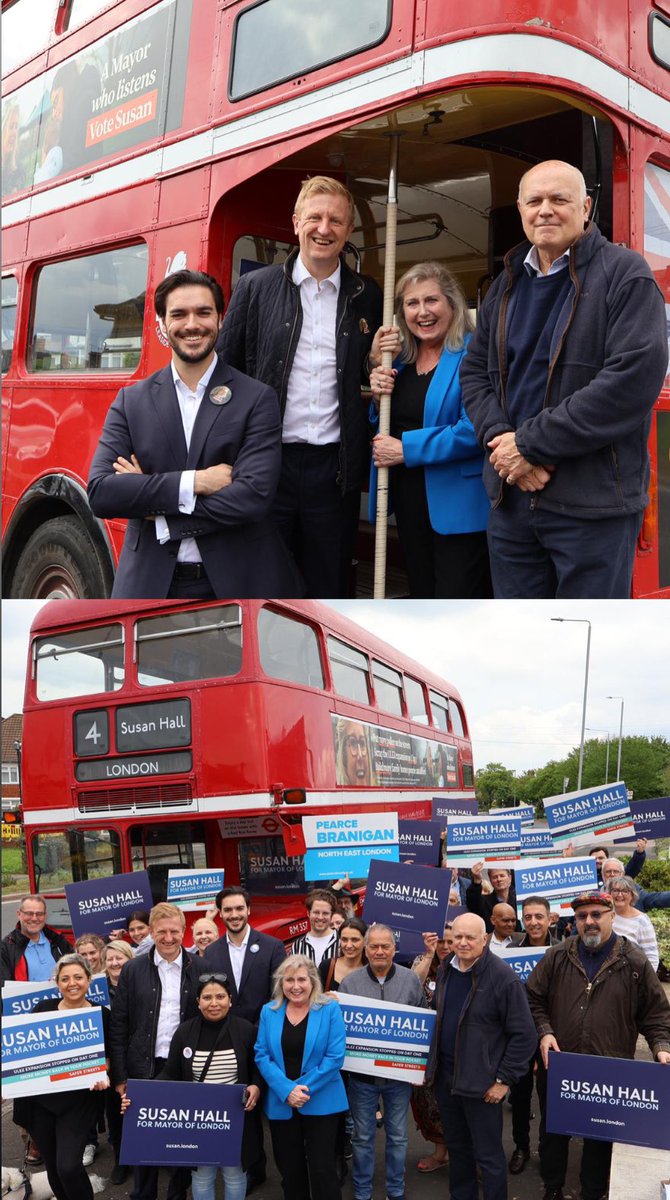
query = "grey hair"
xmin=605 ymin=876 xmax=640 ymax=900
xmin=55 ymin=953 xmax=92 ymax=980
xmin=364 ymin=924 xmax=396 ymax=948
xmin=270 ymin=953 xmax=330 ymax=1009
xmin=394 ymin=261 xmax=474 ymax=362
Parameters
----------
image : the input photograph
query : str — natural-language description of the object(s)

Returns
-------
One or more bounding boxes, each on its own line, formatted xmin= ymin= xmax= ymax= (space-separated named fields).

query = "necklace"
xmin=416 ymin=357 xmax=439 ymax=376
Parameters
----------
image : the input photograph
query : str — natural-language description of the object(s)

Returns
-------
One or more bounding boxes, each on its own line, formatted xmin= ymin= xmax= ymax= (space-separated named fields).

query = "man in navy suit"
xmin=88 ymin=269 xmax=298 ymax=599
xmin=200 ymin=886 xmax=286 ymax=1025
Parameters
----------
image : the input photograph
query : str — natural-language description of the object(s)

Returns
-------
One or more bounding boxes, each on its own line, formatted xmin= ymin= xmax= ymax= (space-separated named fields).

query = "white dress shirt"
xmin=227 ymin=925 xmax=251 ymax=991
xmin=488 ymin=933 xmax=515 ymax=957
xmin=155 ymin=355 xmax=219 ymax=561
xmin=523 ymin=245 xmax=571 ymax=277
xmin=154 ymin=950 xmax=183 ymax=1059
xmin=282 ymin=255 xmax=340 ymax=444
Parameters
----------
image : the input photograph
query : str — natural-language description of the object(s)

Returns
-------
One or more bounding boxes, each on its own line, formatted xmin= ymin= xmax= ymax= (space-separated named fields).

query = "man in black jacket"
xmin=109 ymin=902 xmax=199 ymax=1200
xmin=218 ymin=175 xmax=382 ymax=597
xmin=466 ymin=864 xmax=519 ymax=932
xmin=425 ymin=912 xmax=537 ymax=1200
xmin=461 ymin=159 xmax=668 ymax=599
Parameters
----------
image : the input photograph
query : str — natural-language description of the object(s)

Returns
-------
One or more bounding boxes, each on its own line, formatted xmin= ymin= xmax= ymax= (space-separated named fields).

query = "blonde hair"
xmin=192 ymin=917 xmax=219 ymax=935
xmin=395 ymin=261 xmax=474 ymax=362
xmin=75 ymin=933 xmax=105 ymax=954
xmin=102 ymin=939 xmax=134 ymax=968
xmin=149 ymin=902 xmax=185 ymax=928
xmin=294 ymin=175 xmax=355 ymax=225
xmin=270 ymin=954 xmax=330 ymax=1009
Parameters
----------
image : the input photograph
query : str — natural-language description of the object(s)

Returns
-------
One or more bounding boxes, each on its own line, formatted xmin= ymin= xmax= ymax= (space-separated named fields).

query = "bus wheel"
xmin=9 ymin=516 xmax=111 ymax=598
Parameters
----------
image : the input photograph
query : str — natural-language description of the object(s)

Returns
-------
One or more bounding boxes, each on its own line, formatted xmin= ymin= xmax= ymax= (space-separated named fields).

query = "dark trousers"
xmin=393 ymin=465 xmax=492 ymax=598
xmin=487 ymin=488 xmax=642 ymax=598
xmin=166 ymin=571 xmax=216 ymax=599
xmin=274 ymin=442 xmax=360 ymax=598
xmin=536 ymin=1062 xmax=612 ymax=1200
xmin=510 ymin=1059 xmax=535 ymax=1153
xmin=27 ymin=1096 xmax=97 ymax=1200
xmin=269 ymin=1110 xmax=342 ymax=1200
xmin=105 ymin=1087 xmax=124 ymax=1159
xmin=436 ymin=1075 xmax=507 ymax=1200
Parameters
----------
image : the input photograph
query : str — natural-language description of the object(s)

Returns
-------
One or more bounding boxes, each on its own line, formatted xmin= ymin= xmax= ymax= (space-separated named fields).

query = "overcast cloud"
xmin=2 ymin=599 xmax=668 ymax=776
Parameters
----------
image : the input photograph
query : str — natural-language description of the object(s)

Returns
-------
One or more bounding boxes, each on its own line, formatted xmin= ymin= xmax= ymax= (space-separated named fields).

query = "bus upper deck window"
xmin=650 ymin=12 xmax=670 ymax=70
xmin=229 ymin=0 xmax=391 ymax=101
xmin=429 ymin=690 xmax=450 ymax=733
xmin=404 ymin=676 xmax=429 ymax=725
xmin=136 ymin=605 xmax=243 ymax=686
xmin=258 ymin=608 xmax=324 ymax=688
xmin=327 ymin=637 xmax=370 ymax=704
xmin=33 ymin=624 xmax=124 ymax=701
xmin=451 ymin=702 xmax=466 ymax=738
xmin=1 ymin=0 xmax=59 ymax=77
xmin=67 ymin=0 xmax=114 ymax=32
xmin=2 ymin=277 xmax=18 ymax=374
xmin=372 ymin=659 xmax=403 ymax=717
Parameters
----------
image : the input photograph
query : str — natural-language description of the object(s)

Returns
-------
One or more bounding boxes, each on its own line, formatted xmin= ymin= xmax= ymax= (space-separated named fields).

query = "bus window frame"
xmin=649 ymin=11 xmax=670 ymax=71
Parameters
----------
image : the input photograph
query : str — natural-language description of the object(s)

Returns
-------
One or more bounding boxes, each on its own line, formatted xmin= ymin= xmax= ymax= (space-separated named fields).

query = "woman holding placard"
xmin=12 ymin=953 xmax=110 ymax=1200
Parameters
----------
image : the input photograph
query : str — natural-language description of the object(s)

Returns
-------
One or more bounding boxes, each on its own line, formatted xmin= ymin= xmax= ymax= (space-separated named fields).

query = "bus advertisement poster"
xmin=398 ymin=820 xmax=443 ymax=866
xmin=1 ymin=1005 xmax=107 ymax=1099
xmin=431 ymin=797 xmax=479 ymax=821
xmin=120 ymin=1079 xmax=246 ymax=1166
xmin=238 ymin=840 xmax=305 ymax=894
xmin=332 ymin=714 xmax=458 ymax=790
xmin=496 ymin=946 xmax=549 ymax=983
xmin=514 ymin=857 xmax=598 ymax=915
xmin=65 ymin=869 xmax=153 ymax=937
xmin=302 ymin=812 xmax=399 ymax=881
xmin=546 ymin=1052 xmax=670 ymax=1149
xmin=363 ymin=859 xmax=452 ymax=956
xmin=543 ymin=782 xmax=635 ymax=849
xmin=335 ymin=994 xmax=436 ymax=1085
xmin=167 ymin=868 xmax=225 ymax=910
xmin=2 ymin=973 xmax=110 ymax=1016
xmin=443 ymin=814 xmax=522 ymax=867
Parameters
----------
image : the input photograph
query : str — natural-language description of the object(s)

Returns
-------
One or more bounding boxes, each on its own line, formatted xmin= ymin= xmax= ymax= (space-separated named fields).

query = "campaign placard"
xmin=120 ymin=1078 xmax=245 ymax=1166
xmin=520 ymin=827 xmax=557 ymax=857
xmin=514 ymin=857 xmax=598 ymax=915
xmin=167 ymin=869 xmax=225 ymax=910
xmin=2 ymin=974 xmax=110 ymax=1016
xmin=614 ymin=797 xmax=670 ymax=842
xmin=398 ymin=820 xmax=443 ymax=866
xmin=1 ymin=1005 xmax=107 ymax=1098
xmin=491 ymin=803 xmax=535 ymax=826
xmin=443 ymin=813 xmax=522 ymax=867
xmin=335 ymin=993 xmax=435 ymax=1084
xmin=239 ymin=841 xmax=305 ymax=894
xmin=543 ymin=782 xmax=634 ymax=849
xmin=65 ymin=870 xmax=153 ymax=937
xmin=497 ymin=945 xmax=549 ymax=983
xmin=363 ymin=859 xmax=452 ymax=957
xmin=431 ymin=797 xmax=479 ymax=822
xmin=547 ymin=1052 xmax=670 ymax=1149
xmin=302 ymin=812 xmax=399 ymax=880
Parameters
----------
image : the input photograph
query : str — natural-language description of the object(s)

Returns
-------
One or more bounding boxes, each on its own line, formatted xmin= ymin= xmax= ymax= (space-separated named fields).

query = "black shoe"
xmin=110 ymin=1163 xmax=129 ymax=1185
xmin=344 ymin=1135 xmax=353 ymax=1159
xmin=542 ymin=1189 xmax=564 ymax=1200
xmin=246 ymin=1173 xmax=266 ymax=1197
xmin=509 ymin=1147 xmax=530 ymax=1174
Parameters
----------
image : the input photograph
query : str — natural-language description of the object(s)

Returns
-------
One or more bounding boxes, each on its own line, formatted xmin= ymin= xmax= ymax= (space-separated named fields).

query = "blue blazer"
xmin=255 ymin=999 xmax=347 ymax=1120
xmin=369 ymin=341 xmax=489 ymax=535
xmin=87 ymin=357 xmax=300 ymax=598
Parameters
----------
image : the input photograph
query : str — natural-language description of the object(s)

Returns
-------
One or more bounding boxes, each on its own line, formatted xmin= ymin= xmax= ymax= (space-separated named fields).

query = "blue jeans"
xmin=347 ymin=1075 xmax=411 ymax=1200
xmin=190 ymin=1164 xmax=247 ymax=1200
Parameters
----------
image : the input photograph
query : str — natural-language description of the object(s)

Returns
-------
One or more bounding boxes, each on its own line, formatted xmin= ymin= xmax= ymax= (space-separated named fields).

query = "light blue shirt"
xmin=24 ymin=931 xmax=55 ymax=981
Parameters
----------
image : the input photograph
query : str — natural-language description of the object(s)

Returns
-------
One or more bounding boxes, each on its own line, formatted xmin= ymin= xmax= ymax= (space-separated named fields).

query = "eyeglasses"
xmin=346 ymin=736 xmax=367 ymax=753
xmin=574 ymin=910 xmax=609 ymax=921
xmin=199 ymin=973 xmax=229 ymax=986
xmin=20 ymin=908 xmax=45 ymax=918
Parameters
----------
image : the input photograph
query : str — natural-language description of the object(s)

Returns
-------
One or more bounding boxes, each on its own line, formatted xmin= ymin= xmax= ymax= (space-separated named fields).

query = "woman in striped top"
xmin=606 ymin=877 xmax=660 ymax=970
xmin=157 ymin=973 xmax=263 ymax=1200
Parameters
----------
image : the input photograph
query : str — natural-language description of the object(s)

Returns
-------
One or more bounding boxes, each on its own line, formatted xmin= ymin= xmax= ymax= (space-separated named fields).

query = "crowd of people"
xmin=2 ymin=849 xmax=669 ymax=1200
xmin=86 ymin=161 xmax=668 ymax=601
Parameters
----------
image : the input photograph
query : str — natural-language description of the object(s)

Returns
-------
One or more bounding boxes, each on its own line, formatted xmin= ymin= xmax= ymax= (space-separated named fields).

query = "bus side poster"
xmin=332 ymin=714 xmax=458 ymax=790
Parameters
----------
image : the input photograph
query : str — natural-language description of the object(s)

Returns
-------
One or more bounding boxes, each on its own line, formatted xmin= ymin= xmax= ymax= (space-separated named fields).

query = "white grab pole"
xmin=373 ymin=132 xmax=401 ymax=599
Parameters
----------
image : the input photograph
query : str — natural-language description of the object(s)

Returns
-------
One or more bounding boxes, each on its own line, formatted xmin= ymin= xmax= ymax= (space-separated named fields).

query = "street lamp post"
xmin=551 ymin=618 xmax=592 ymax=791
xmin=606 ymin=695 xmax=625 ymax=781
xmin=585 ymin=727 xmax=610 ymax=785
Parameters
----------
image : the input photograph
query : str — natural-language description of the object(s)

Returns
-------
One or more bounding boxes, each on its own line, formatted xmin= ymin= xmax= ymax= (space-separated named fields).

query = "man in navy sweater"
xmin=461 ymin=159 xmax=668 ymax=598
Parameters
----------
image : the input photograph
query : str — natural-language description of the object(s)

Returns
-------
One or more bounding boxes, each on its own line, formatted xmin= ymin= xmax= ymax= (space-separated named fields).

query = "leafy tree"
xmin=475 ymin=762 xmax=517 ymax=812
xmin=506 ymin=737 xmax=670 ymax=810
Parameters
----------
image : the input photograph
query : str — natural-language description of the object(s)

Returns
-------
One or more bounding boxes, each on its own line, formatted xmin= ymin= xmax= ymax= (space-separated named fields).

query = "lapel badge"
xmin=183 ymin=1047 xmax=193 ymax=1058
xmin=250 ymin=943 xmax=260 ymax=953
xmin=209 ymin=385 xmax=232 ymax=406
xmin=359 ymin=318 xmax=370 ymax=335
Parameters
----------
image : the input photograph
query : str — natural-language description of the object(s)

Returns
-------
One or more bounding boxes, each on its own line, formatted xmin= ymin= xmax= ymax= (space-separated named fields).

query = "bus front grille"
xmin=76 ymin=782 xmax=193 ymax=812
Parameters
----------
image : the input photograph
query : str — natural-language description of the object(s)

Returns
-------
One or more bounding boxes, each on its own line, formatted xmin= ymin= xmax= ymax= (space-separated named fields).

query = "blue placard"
xmin=496 ymin=946 xmax=549 ymax=982
xmin=543 ymin=782 xmax=634 ymax=849
xmin=363 ymin=859 xmax=452 ymax=956
xmin=167 ymin=869 xmax=225 ymax=908
xmin=2 ymin=974 xmax=110 ymax=1016
xmin=444 ymin=813 xmax=522 ymax=866
xmin=514 ymin=857 xmax=598 ymax=913
xmin=547 ymin=1051 xmax=670 ymax=1149
xmin=615 ymin=797 xmax=670 ymax=842
xmin=431 ymin=797 xmax=478 ymax=821
xmin=398 ymin=820 xmax=443 ymax=866
xmin=2 ymin=1005 xmax=107 ymax=1098
xmin=335 ymin=994 xmax=436 ymax=1084
xmin=65 ymin=870 xmax=153 ymax=938
xmin=120 ymin=1078 xmax=246 ymax=1166
xmin=492 ymin=803 xmax=535 ymax=826
xmin=520 ymin=827 xmax=556 ymax=856
xmin=240 ymin=842 xmax=305 ymax=894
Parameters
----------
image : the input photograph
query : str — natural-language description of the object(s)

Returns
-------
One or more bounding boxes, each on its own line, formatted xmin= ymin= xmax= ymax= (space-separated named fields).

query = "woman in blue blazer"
xmin=368 ymin=261 xmax=491 ymax=598
xmin=255 ymin=954 xmax=347 ymax=1200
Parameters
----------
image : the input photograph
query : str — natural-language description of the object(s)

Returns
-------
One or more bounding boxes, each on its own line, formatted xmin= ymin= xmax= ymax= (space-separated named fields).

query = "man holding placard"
xmin=525 ymin=890 xmax=670 ymax=1200
xmin=424 ymin=913 xmax=537 ymax=1200
xmin=466 ymin=865 xmax=520 ymax=932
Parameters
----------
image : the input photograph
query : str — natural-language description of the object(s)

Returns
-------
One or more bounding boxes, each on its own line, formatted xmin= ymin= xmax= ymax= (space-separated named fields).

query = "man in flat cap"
xmin=525 ymin=891 xmax=670 ymax=1200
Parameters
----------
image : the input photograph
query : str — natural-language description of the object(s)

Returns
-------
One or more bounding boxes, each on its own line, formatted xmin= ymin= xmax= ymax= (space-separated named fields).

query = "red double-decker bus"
xmin=19 ymin=598 xmax=475 ymax=941
xmin=2 ymin=0 xmax=669 ymax=597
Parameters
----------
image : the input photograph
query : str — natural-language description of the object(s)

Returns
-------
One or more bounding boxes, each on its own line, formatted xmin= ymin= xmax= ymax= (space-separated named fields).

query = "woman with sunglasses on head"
xmin=100 ymin=939 xmax=134 ymax=1183
xmin=137 ymin=972 xmax=262 ymax=1200
xmin=12 ymin=954 xmax=110 ymax=1200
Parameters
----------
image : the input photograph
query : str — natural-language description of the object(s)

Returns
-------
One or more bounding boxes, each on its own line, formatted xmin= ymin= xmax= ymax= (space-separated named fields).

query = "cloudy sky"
xmin=2 ymin=599 xmax=669 ymax=776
